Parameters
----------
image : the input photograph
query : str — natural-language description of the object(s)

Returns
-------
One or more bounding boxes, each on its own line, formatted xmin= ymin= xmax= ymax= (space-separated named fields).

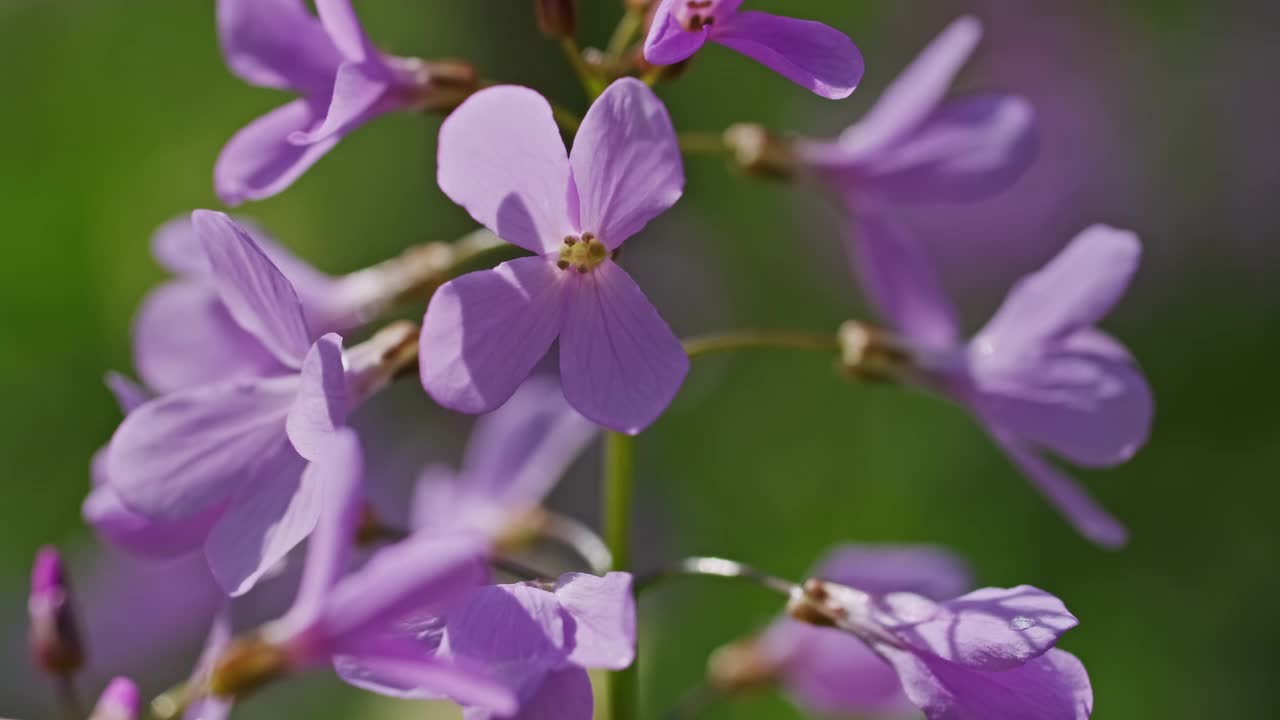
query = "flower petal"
xmin=883 ymin=646 xmax=1093 ymax=720
xmin=204 ymin=442 xmax=317 ymax=596
xmin=215 ymin=97 xmax=341 ymax=206
xmin=971 ymin=347 xmax=1153 ymax=467
xmin=216 ymin=0 xmax=340 ymax=94
xmin=460 ymin=376 xmax=597 ymax=512
xmin=760 ymin=620 xmax=910 ymax=717
xmin=642 ymin=0 xmax=711 ymax=65
xmin=107 ymin=376 xmax=296 ymax=521
xmin=990 ymin=433 xmax=1129 ymax=548
xmin=852 ymin=94 xmax=1037 ymax=205
xmin=446 ymin=584 xmax=568 ymax=693
xmin=849 ymin=209 xmax=960 ymax=350
xmin=289 ymin=60 xmax=392 ymax=146
xmin=437 ymin=86 xmax=574 ymax=254
xmin=132 ymin=281 xmax=283 ymax=394
xmin=712 ymin=12 xmax=864 ymax=99
xmin=894 ymin=586 xmax=1078 ymax=670
xmin=104 ymin=372 xmax=151 ymax=415
xmin=554 ymin=572 xmax=635 ymax=670
xmin=559 ymin=261 xmax=688 ymax=434
xmin=974 ymin=225 xmax=1142 ymax=361
xmin=463 ymin=667 xmax=594 ymax=720
xmin=336 ymin=651 xmax=517 ymax=715
xmin=84 ymin=464 xmax=219 ymax=558
xmin=840 ymin=16 xmax=983 ymax=153
xmin=279 ymin=429 xmax=364 ymax=634
xmin=420 ymin=257 xmax=566 ymax=415
xmin=286 ymin=335 xmax=349 ymax=462
xmin=313 ymin=0 xmax=377 ymax=61
xmin=195 ymin=210 xmax=313 ymax=368
xmin=569 ymin=78 xmax=684 ymax=248
xmin=813 ymin=545 xmax=971 ymax=600
xmin=183 ymin=610 xmax=234 ymax=720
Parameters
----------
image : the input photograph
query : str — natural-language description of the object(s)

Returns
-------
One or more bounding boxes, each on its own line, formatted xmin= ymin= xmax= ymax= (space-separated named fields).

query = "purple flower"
xmin=28 ymin=547 xmax=84 ymax=675
xmin=89 ymin=677 xmax=140 ymax=720
xmin=743 ymin=546 xmax=970 ymax=717
xmin=411 ymin=376 xmax=597 ymax=542
xmin=843 ymin=226 xmax=1153 ymax=547
xmin=798 ymin=578 xmax=1091 ymax=720
xmin=215 ymin=0 xmax=435 ymax=204
xmin=181 ymin=611 xmax=233 ymax=720
xmin=105 ymin=211 xmax=413 ymax=595
xmin=421 ymin=78 xmax=689 ymax=435
xmin=643 ymin=0 xmax=864 ymax=99
xmin=257 ymin=430 xmax=519 ymax=716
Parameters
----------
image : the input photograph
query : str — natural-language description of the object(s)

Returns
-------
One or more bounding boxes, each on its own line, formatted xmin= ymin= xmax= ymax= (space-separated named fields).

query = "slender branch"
xmin=636 ymin=556 xmax=798 ymax=597
xmin=678 ymin=131 xmax=730 ymax=156
xmin=604 ymin=431 xmax=638 ymax=720
xmin=560 ymin=37 xmax=605 ymax=98
xmin=606 ymin=5 xmax=647 ymax=59
xmin=682 ymin=329 xmax=840 ymax=360
xmin=540 ymin=511 xmax=613 ymax=575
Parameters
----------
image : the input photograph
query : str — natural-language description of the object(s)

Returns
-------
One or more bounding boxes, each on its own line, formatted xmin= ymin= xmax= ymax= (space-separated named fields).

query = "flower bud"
xmin=209 ymin=636 xmax=289 ymax=700
xmin=535 ymin=0 xmax=577 ymax=39
xmin=707 ymin=639 xmax=776 ymax=695
xmin=421 ymin=60 xmax=480 ymax=113
xmin=723 ymin=124 xmax=796 ymax=179
xmin=28 ymin=546 xmax=85 ymax=676
xmin=90 ymin=677 xmax=141 ymax=720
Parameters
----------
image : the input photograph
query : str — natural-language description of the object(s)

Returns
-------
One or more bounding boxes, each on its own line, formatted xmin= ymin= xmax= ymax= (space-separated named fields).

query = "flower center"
xmin=557 ymin=233 xmax=608 ymax=274
xmin=677 ymin=0 xmax=723 ymax=31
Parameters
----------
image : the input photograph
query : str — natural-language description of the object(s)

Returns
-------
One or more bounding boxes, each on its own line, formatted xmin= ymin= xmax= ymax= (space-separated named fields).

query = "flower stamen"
xmin=557 ymin=233 xmax=608 ymax=273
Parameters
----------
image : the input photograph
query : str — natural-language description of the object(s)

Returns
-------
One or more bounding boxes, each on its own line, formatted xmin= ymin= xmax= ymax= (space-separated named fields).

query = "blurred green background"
xmin=2 ymin=1 xmax=1277 ymax=718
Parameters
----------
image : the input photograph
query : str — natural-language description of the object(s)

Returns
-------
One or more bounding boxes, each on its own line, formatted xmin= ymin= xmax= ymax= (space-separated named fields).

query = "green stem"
xmin=677 ymin=131 xmax=730 ymax=156
xmin=604 ymin=431 xmax=638 ymax=720
xmin=682 ymin=329 xmax=839 ymax=360
xmin=560 ymin=37 xmax=605 ymax=98
xmin=606 ymin=5 xmax=646 ymax=59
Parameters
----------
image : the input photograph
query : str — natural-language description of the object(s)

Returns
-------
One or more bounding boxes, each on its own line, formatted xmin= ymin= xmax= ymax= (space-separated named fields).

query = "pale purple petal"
xmin=324 ymin=534 xmax=488 ymax=639
xmin=446 ymin=584 xmax=567 ymax=693
xmin=464 ymin=667 xmax=593 ymax=720
xmin=420 ymin=257 xmax=566 ymax=415
xmin=840 ymin=16 xmax=983 ymax=153
xmin=642 ymin=0 xmax=711 ymax=65
xmin=132 ymin=282 xmax=283 ymax=394
xmin=215 ymin=98 xmax=341 ymax=206
xmin=336 ymin=650 xmax=517 ymax=715
xmin=410 ymin=465 xmax=474 ymax=535
xmin=216 ymin=0 xmax=340 ymax=95
xmin=990 ymin=433 xmax=1129 ymax=548
xmin=289 ymin=61 xmax=393 ymax=146
xmin=107 ymin=376 xmax=296 ymax=520
xmin=761 ymin=621 xmax=910 ymax=716
xmin=84 ymin=468 xmax=219 ymax=558
xmin=970 ymin=349 xmax=1153 ymax=467
xmin=460 ymin=376 xmax=597 ymax=511
xmin=204 ymin=442 xmax=316 ymax=596
xmin=183 ymin=610 xmax=233 ymax=720
xmin=850 ymin=209 xmax=960 ymax=350
xmin=92 ymin=677 xmax=140 ymax=720
xmin=559 ymin=261 xmax=688 ymax=434
xmin=286 ymin=335 xmax=349 ymax=462
xmin=554 ymin=572 xmax=635 ymax=670
xmin=974 ymin=226 xmax=1142 ymax=362
xmin=851 ymin=94 xmax=1038 ymax=205
xmin=279 ymin=429 xmax=364 ymax=634
xmin=313 ymin=0 xmax=377 ymax=61
xmin=883 ymin=645 xmax=1092 ymax=720
xmin=437 ymin=86 xmax=574 ymax=254
xmin=104 ymin=373 xmax=151 ymax=415
xmin=893 ymin=586 xmax=1077 ymax=670
xmin=569 ymin=78 xmax=683 ymax=249
xmin=814 ymin=545 xmax=971 ymax=600
xmin=194 ymin=210 xmax=312 ymax=368
xmin=712 ymin=12 xmax=863 ymax=99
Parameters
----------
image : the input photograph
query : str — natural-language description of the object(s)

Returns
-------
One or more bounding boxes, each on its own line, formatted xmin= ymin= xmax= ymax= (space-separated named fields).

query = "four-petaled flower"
xmin=644 ymin=0 xmax=864 ymax=99
xmin=421 ymin=78 xmax=689 ymax=435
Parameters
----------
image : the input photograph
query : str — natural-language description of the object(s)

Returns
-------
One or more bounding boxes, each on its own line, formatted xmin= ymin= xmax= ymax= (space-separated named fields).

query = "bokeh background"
xmin=2 ymin=1 xmax=1277 ymax=718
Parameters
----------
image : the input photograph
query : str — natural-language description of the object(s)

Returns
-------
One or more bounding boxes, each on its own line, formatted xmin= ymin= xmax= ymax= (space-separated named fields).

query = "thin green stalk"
xmin=604 ymin=431 xmax=638 ymax=720
xmin=560 ymin=37 xmax=605 ymax=98
xmin=682 ymin=329 xmax=840 ymax=360
xmin=677 ymin=131 xmax=730 ymax=156
xmin=606 ymin=5 xmax=646 ymax=59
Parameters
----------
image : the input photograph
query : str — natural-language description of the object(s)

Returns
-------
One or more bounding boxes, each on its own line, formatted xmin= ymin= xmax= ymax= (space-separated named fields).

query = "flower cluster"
xmin=24 ymin=3 xmax=1154 ymax=720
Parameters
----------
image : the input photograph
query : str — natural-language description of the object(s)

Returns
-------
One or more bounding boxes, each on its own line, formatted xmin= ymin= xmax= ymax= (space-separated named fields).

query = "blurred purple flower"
xmin=747 ymin=545 xmax=970 ymax=716
xmin=796 ymin=16 xmax=1036 ymax=342
xmin=411 ymin=376 xmax=597 ymax=542
xmin=28 ymin=547 xmax=84 ymax=676
xmin=214 ymin=0 xmax=436 ymax=204
xmin=847 ymin=226 xmax=1153 ymax=547
xmin=105 ymin=211 xmax=411 ymax=595
xmin=261 ymin=430 xmax=518 ymax=716
xmin=182 ymin=611 xmax=233 ymax=720
xmin=643 ymin=0 xmax=863 ymax=99
xmin=421 ymin=78 xmax=689 ymax=435
xmin=88 ymin=677 xmax=140 ymax=720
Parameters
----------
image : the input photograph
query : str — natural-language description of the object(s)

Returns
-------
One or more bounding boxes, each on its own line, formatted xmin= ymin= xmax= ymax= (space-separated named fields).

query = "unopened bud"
xmin=28 ymin=547 xmax=84 ymax=676
xmin=90 ymin=677 xmax=141 ymax=720
xmin=210 ymin=636 xmax=289 ymax=700
xmin=707 ymin=639 xmax=776 ymax=695
xmin=420 ymin=60 xmax=480 ymax=114
xmin=723 ymin=124 xmax=796 ymax=179
xmin=535 ymin=0 xmax=577 ymax=39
